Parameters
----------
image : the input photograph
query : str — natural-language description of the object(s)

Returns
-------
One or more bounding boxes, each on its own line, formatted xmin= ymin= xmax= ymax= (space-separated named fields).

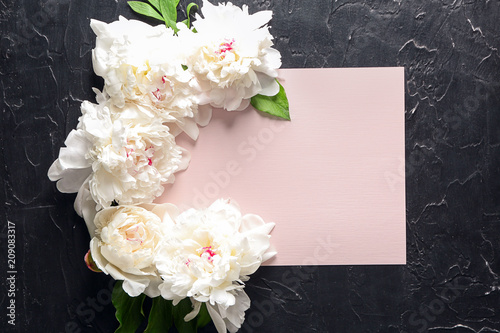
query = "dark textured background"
xmin=1 ymin=0 xmax=500 ymax=332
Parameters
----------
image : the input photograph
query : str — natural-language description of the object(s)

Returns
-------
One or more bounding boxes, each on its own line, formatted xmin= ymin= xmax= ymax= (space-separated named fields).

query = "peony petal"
xmin=178 ymin=147 xmax=191 ymax=172
xmin=235 ymin=98 xmax=251 ymax=111
xmin=89 ymin=171 xmax=117 ymax=208
xmin=146 ymin=203 xmax=180 ymax=225
xmin=256 ymin=48 xmax=282 ymax=77
xmin=47 ymin=159 xmax=64 ymax=182
xmin=167 ymin=123 xmax=184 ymax=137
xmin=206 ymin=303 xmax=227 ymax=333
xmin=58 ymin=130 xmax=92 ymax=169
xmin=239 ymin=214 xmax=267 ymax=232
xmin=143 ymin=279 xmax=161 ymax=298
xmin=74 ymin=177 xmax=98 ymax=236
xmin=210 ymin=288 xmax=235 ymax=307
xmin=122 ymin=278 xmax=149 ymax=297
xmin=105 ymin=261 xmax=153 ymax=297
xmin=89 ymin=19 xmax=106 ymax=38
xmin=176 ymin=118 xmax=200 ymax=141
xmin=184 ymin=299 xmax=201 ymax=322
xmin=262 ymin=248 xmax=277 ymax=263
xmin=223 ymin=290 xmax=250 ymax=331
xmin=256 ymin=73 xmax=279 ymax=97
xmin=248 ymin=10 xmax=273 ymax=30
xmin=55 ymin=167 xmax=92 ymax=193
xmin=159 ymin=282 xmax=185 ymax=305
xmin=195 ymin=104 xmax=213 ymax=127
xmin=90 ymin=238 xmax=109 ymax=272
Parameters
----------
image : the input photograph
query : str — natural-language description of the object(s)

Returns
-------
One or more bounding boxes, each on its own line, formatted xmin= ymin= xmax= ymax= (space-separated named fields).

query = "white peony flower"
xmin=155 ymin=199 xmax=276 ymax=333
xmin=183 ymin=0 xmax=282 ymax=111
xmin=48 ymin=98 xmax=189 ymax=216
xmin=89 ymin=204 xmax=176 ymax=297
xmin=91 ymin=17 xmax=211 ymax=139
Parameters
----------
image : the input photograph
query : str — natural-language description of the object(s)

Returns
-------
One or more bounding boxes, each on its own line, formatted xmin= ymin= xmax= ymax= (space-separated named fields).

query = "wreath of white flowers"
xmin=48 ymin=1 xmax=289 ymax=332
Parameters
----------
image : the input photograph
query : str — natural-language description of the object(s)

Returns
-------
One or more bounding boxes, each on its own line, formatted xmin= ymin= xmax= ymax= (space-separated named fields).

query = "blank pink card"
xmin=159 ymin=67 xmax=406 ymax=266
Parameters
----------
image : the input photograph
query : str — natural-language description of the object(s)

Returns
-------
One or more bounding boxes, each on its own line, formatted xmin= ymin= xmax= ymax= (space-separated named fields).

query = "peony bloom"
xmin=155 ymin=199 xmax=276 ymax=333
xmin=48 ymin=98 xmax=189 ymax=216
xmin=89 ymin=204 xmax=175 ymax=297
xmin=91 ymin=17 xmax=211 ymax=139
xmin=183 ymin=0 xmax=282 ymax=111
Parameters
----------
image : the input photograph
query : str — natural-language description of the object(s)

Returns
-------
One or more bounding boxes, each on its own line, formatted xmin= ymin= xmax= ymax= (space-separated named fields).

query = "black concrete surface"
xmin=1 ymin=0 xmax=500 ymax=332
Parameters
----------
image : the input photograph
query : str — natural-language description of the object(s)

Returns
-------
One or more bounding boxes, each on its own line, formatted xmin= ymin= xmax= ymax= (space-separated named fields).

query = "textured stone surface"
xmin=1 ymin=0 xmax=500 ymax=332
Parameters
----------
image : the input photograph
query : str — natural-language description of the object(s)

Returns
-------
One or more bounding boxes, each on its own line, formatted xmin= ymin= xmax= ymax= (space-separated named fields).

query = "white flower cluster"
xmin=90 ymin=199 xmax=276 ymax=333
xmin=48 ymin=1 xmax=281 ymax=332
xmin=49 ymin=0 xmax=281 ymax=221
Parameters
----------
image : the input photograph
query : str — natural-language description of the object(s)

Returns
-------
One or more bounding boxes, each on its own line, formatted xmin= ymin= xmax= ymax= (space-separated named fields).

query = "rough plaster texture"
xmin=1 ymin=0 xmax=500 ymax=332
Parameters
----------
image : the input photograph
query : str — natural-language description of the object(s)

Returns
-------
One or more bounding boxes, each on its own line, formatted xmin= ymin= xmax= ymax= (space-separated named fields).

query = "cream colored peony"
xmin=91 ymin=17 xmax=212 ymax=140
xmin=183 ymin=0 xmax=282 ymax=111
xmin=48 ymin=99 xmax=189 ymax=218
xmin=155 ymin=199 xmax=276 ymax=333
xmin=89 ymin=204 xmax=174 ymax=297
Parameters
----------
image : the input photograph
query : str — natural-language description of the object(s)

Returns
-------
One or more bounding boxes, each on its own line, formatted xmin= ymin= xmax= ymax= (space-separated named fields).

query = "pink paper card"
xmin=159 ymin=67 xmax=406 ymax=266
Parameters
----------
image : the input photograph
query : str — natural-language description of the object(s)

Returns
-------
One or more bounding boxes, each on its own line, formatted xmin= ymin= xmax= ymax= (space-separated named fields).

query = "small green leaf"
xmin=128 ymin=1 xmax=164 ymax=22
xmin=250 ymin=80 xmax=291 ymax=120
xmin=112 ymin=281 xmax=146 ymax=333
xmin=181 ymin=64 xmax=188 ymax=71
xmin=196 ymin=303 xmax=211 ymax=329
xmin=144 ymin=297 xmax=173 ymax=333
xmin=172 ymin=298 xmax=197 ymax=333
xmin=159 ymin=0 xmax=179 ymax=32
xmin=184 ymin=3 xmax=198 ymax=28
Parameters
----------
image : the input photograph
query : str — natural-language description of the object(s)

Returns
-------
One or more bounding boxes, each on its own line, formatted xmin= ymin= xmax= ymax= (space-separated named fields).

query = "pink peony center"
xmin=215 ymin=39 xmax=235 ymax=59
xmin=124 ymin=225 xmax=146 ymax=245
xmin=197 ymin=246 xmax=217 ymax=263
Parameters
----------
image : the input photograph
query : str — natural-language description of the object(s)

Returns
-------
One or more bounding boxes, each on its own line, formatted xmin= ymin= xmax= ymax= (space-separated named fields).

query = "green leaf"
xmin=128 ymin=1 xmax=164 ymax=22
xmin=184 ymin=3 xmax=198 ymax=28
xmin=159 ymin=0 xmax=179 ymax=32
xmin=146 ymin=0 xmax=161 ymax=12
xmin=144 ymin=297 xmax=173 ymax=333
xmin=159 ymin=0 xmax=177 ymax=21
xmin=196 ymin=303 xmax=211 ymax=329
xmin=250 ymin=80 xmax=291 ymax=120
xmin=112 ymin=281 xmax=146 ymax=333
xmin=172 ymin=298 xmax=197 ymax=333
